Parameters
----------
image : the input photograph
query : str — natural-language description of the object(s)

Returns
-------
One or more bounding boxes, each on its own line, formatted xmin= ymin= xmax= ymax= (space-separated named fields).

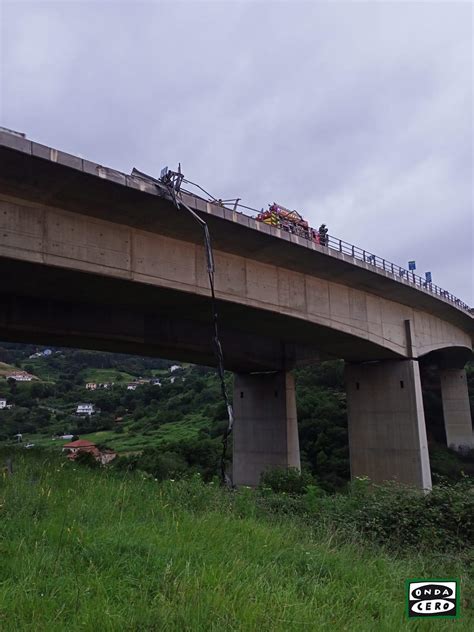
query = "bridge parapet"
xmin=0 ymin=128 xmax=471 ymax=317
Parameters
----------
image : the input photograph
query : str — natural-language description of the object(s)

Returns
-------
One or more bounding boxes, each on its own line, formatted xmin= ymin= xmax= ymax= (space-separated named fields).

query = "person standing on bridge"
xmin=318 ymin=224 xmax=328 ymax=246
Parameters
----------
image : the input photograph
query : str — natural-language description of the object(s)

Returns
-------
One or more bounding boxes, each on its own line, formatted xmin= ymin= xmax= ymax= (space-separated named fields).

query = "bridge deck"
xmin=0 ymin=129 xmax=472 ymax=339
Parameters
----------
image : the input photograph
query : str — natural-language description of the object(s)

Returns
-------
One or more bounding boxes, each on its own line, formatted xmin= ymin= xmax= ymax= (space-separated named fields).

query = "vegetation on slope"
xmin=0 ymin=342 xmax=473 ymax=490
xmin=0 ymin=450 xmax=472 ymax=631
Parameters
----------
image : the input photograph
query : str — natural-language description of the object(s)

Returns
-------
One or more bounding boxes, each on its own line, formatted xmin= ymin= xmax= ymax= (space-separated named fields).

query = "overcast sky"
xmin=1 ymin=0 xmax=472 ymax=304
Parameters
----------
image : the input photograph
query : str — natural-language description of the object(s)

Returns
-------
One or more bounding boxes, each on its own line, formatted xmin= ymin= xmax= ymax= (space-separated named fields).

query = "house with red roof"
xmin=62 ymin=439 xmax=117 ymax=465
xmin=62 ymin=439 xmax=100 ymax=460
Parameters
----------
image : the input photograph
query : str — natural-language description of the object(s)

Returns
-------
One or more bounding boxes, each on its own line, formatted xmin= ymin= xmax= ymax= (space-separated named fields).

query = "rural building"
xmin=7 ymin=371 xmax=33 ymax=381
xmin=29 ymin=349 xmax=52 ymax=359
xmin=76 ymin=403 xmax=96 ymax=415
xmin=99 ymin=450 xmax=117 ymax=465
xmin=126 ymin=379 xmax=155 ymax=390
xmin=63 ymin=439 xmax=99 ymax=459
xmin=86 ymin=382 xmax=114 ymax=390
xmin=170 ymin=365 xmax=181 ymax=373
xmin=62 ymin=439 xmax=117 ymax=464
xmin=0 ymin=398 xmax=7 ymax=409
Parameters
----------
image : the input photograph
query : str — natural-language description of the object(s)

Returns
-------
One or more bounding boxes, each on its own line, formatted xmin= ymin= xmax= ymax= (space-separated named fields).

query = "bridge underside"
xmin=0 ymin=257 xmax=402 ymax=371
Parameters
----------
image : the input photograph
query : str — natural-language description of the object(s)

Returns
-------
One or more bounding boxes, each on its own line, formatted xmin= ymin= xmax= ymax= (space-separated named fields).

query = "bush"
xmin=260 ymin=467 xmax=315 ymax=495
xmin=75 ymin=451 xmax=100 ymax=469
xmin=113 ymin=454 xmax=139 ymax=472
xmin=257 ymin=491 xmax=306 ymax=518
xmin=430 ymin=444 xmax=474 ymax=481
xmin=316 ymin=478 xmax=474 ymax=552
xmin=139 ymin=450 xmax=188 ymax=481
xmin=253 ymin=474 xmax=474 ymax=554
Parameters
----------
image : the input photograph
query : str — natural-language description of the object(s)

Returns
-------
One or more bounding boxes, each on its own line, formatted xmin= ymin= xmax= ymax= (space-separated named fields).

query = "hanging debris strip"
xmin=130 ymin=165 xmax=234 ymax=489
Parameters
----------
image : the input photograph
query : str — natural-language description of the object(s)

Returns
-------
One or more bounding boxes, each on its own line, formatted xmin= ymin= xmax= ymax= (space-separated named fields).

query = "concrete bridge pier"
xmin=345 ymin=359 xmax=432 ymax=490
xmin=439 ymin=368 xmax=473 ymax=451
xmin=232 ymin=371 xmax=300 ymax=486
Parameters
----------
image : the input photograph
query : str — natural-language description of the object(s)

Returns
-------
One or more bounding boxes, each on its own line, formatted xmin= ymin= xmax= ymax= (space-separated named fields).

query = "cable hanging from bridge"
xmin=131 ymin=165 xmax=235 ymax=489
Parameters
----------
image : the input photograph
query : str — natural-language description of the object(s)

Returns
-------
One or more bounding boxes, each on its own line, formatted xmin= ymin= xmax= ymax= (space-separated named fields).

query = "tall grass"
xmin=0 ymin=450 xmax=472 ymax=631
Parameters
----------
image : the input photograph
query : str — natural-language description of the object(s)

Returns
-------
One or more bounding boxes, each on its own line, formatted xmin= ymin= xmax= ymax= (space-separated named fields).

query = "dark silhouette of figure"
xmin=318 ymin=224 xmax=328 ymax=246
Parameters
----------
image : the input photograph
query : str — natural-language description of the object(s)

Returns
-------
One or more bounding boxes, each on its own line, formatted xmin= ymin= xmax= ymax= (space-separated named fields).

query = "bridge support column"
xmin=345 ymin=360 xmax=432 ymax=490
xmin=232 ymin=371 xmax=300 ymax=486
xmin=439 ymin=368 xmax=473 ymax=451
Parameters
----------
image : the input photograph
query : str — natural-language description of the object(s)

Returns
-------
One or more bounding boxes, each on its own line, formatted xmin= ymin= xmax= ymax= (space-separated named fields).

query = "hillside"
xmin=0 ymin=341 xmax=473 ymax=489
xmin=0 ymin=450 xmax=472 ymax=631
xmin=0 ymin=362 xmax=16 ymax=378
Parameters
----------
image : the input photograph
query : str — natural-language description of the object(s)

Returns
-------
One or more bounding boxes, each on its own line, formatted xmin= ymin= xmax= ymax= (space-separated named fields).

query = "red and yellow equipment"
xmin=256 ymin=203 xmax=320 ymax=243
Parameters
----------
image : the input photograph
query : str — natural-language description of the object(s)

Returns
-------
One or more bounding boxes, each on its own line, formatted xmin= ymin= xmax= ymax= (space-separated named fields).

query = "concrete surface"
xmin=440 ymin=369 xmax=474 ymax=450
xmin=0 ymin=129 xmax=470 ymax=325
xmin=233 ymin=372 xmax=300 ymax=486
xmin=0 ymin=193 xmax=471 ymax=367
xmin=345 ymin=360 xmax=432 ymax=489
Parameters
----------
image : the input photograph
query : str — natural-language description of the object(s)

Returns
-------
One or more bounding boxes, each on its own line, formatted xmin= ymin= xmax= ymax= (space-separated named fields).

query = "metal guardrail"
xmin=323 ymin=234 xmax=471 ymax=312
xmin=179 ymin=184 xmax=472 ymax=314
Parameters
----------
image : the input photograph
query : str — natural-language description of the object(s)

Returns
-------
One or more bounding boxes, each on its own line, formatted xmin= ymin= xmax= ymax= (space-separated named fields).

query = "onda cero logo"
xmin=406 ymin=580 xmax=458 ymax=618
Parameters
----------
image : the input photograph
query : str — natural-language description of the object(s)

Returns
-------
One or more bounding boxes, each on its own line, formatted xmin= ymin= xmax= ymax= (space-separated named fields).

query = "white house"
xmin=76 ymin=403 xmax=96 ymax=416
xmin=170 ymin=365 xmax=181 ymax=373
xmin=29 ymin=349 xmax=52 ymax=358
xmin=127 ymin=383 xmax=137 ymax=390
xmin=0 ymin=398 xmax=7 ymax=409
xmin=85 ymin=382 xmax=97 ymax=390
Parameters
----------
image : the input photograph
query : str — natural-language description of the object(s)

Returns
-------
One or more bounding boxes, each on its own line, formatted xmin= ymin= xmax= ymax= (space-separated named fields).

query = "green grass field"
xmin=18 ymin=357 xmax=59 ymax=381
xmin=17 ymin=413 xmax=211 ymax=454
xmin=0 ymin=362 xmax=18 ymax=378
xmin=0 ymin=451 xmax=471 ymax=631
xmin=81 ymin=368 xmax=136 ymax=383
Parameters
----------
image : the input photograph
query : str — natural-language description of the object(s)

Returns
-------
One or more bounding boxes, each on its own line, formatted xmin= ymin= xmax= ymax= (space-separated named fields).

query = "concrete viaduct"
xmin=0 ymin=129 xmax=472 ymax=490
